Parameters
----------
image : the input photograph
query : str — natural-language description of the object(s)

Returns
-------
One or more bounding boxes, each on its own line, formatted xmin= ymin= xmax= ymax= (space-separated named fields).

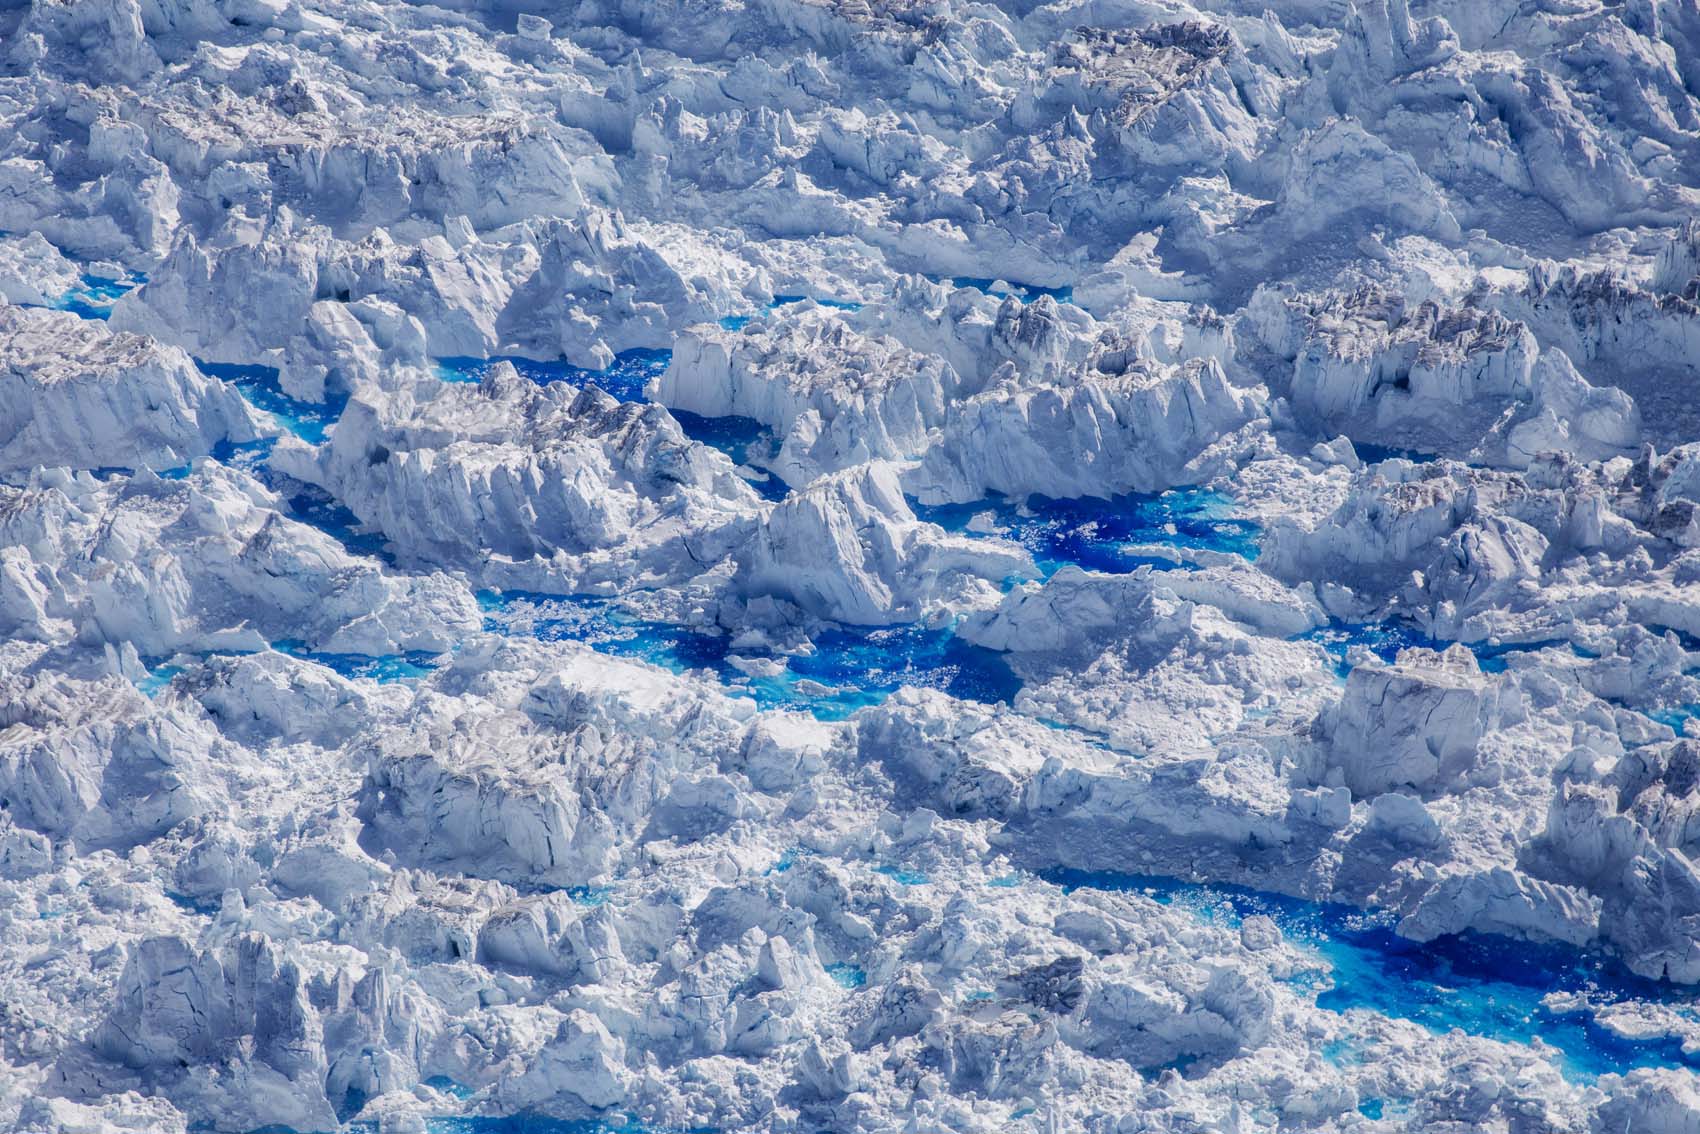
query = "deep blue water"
xmin=479 ymin=589 xmax=730 ymax=671
xmin=1044 ymin=868 xmax=1700 ymax=1082
xmin=170 ymin=361 xmax=392 ymax=561
xmin=713 ymin=292 xmax=865 ymax=332
xmin=138 ymin=450 xmax=394 ymax=563
xmin=668 ymin=409 xmax=787 ymax=501
xmin=1294 ymin=621 xmax=1444 ymax=679
xmin=135 ymin=640 xmax=437 ymax=696
xmin=1647 ymin=624 xmax=1700 ymax=652
xmin=341 ymin=1119 xmax=678 ymax=1134
xmin=912 ymin=487 xmax=1259 ymax=578
xmin=55 ymin=246 xmax=1700 ymax=1119
xmin=435 ymin=349 xmax=672 ymax=403
xmin=197 ymin=360 xmax=344 ymax=444
xmin=282 ymin=484 xmax=393 ymax=561
xmin=1352 ymin=441 xmax=1440 ymax=465
xmin=714 ymin=282 xmax=1065 ymax=329
xmin=1295 ymin=621 xmax=1596 ymax=680
xmin=770 ymin=293 xmax=863 ymax=311
xmin=755 ymin=622 xmax=1021 ymax=719
xmin=272 ymin=639 xmax=439 ymax=681
xmin=419 ymin=1123 xmax=685 ymax=1134
xmin=1469 ymin=638 xmax=1595 ymax=673
xmin=949 ymin=276 xmax=1074 ymax=304
xmin=478 ymin=590 xmax=1019 ymax=721
xmin=208 ymin=437 xmax=277 ymax=472
xmin=73 ymin=437 xmax=274 ymax=482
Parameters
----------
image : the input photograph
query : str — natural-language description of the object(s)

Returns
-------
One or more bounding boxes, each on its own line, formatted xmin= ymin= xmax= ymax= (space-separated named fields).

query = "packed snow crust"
xmin=6 ymin=0 xmax=1700 ymax=1131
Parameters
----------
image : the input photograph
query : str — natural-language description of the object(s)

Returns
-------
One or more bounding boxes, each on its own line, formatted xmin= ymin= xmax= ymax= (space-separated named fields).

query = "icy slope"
xmin=6 ymin=0 xmax=1700 ymax=1132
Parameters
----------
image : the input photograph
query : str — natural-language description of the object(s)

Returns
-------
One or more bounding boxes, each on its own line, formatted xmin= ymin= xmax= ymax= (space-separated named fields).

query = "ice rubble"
xmin=6 ymin=0 xmax=1700 ymax=1131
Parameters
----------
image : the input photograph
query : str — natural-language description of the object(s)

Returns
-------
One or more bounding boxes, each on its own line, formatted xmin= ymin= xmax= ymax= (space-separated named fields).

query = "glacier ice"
xmin=6 ymin=0 xmax=1700 ymax=1131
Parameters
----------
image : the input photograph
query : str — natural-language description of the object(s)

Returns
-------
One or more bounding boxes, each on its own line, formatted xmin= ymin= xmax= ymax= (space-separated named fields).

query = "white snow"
xmin=4 ymin=0 xmax=1700 ymax=1131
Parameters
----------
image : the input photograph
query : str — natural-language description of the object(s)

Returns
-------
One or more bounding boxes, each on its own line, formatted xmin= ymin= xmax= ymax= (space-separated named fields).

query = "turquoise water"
xmin=198 ymin=360 xmax=343 ymax=444
xmin=826 ymin=963 xmax=867 ymax=989
xmin=717 ymin=290 xmax=864 ymax=332
xmin=1320 ymin=1037 xmax=1357 ymax=1067
xmin=713 ymin=294 xmax=862 ymax=330
xmin=422 ymin=1078 xmax=475 ymax=1100
xmin=136 ymin=663 xmax=185 ymax=697
xmin=912 ymin=487 xmax=1259 ymax=577
xmin=1045 ymin=868 xmax=1700 ymax=1081
xmin=145 ymin=361 xmax=372 ymax=563
xmin=131 ymin=651 xmax=257 ymax=696
xmin=1651 ymin=705 xmax=1698 ymax=732
xmin=874 ymin=866 xmax=928 ymax=885
xmin=49 ymin=272 xmax=144 ymax=319
xmin=434 ymin=349 xmax=672 ymax=403
xmin=478 ymin=590 xmax=1019 ymax=721
xmin=767 ymin=848 xmax=805 ymax=874
xmin=62 ymin=258 xmax=1698 ymax=1116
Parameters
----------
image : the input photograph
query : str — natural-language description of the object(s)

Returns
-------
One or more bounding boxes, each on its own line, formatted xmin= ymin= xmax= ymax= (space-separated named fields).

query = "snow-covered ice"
xmin=6 ymin=0 xmax=1700 ymax=1131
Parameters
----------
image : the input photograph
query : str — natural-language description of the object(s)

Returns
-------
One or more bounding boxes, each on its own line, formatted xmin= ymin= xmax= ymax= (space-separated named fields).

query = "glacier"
xmin=6 ymin=0 xmax=1700 ymax=1131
